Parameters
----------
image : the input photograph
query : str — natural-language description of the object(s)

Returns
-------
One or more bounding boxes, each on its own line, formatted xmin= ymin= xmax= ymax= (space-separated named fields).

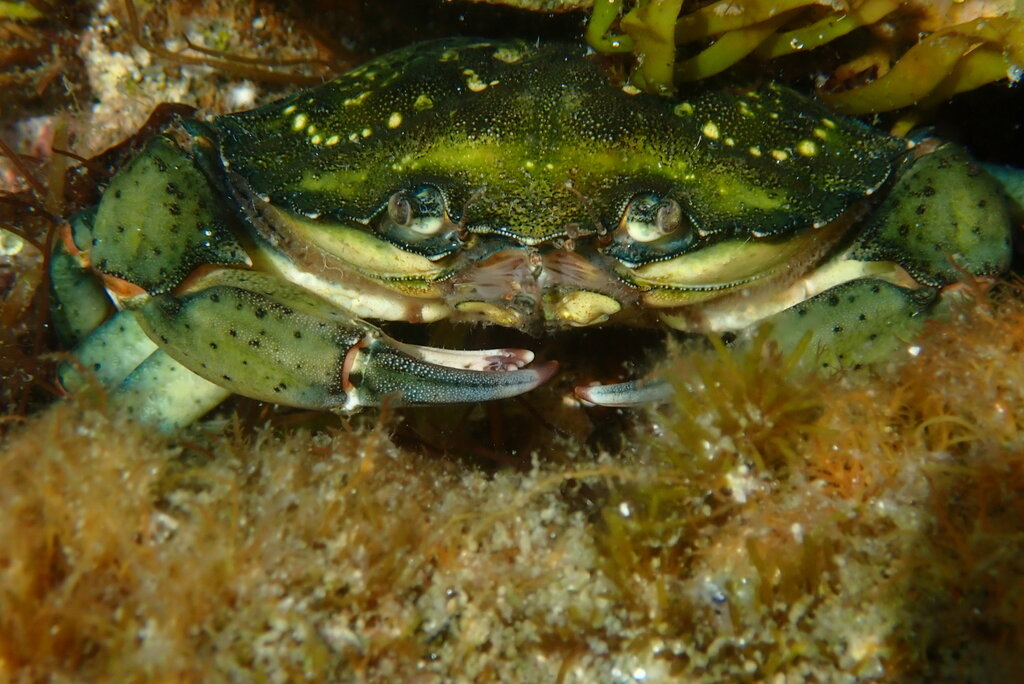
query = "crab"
xmin=50 ymin=38 xmax=1015 ymax=431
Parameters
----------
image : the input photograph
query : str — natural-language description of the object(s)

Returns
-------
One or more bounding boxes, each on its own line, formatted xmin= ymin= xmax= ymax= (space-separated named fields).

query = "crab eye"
xmin=386 ymin=185 xmax=448 ymax=236
xmin=379 ymin=184 xmax=463 ymax=259
xmin=622 ymin=194 xmax=685 ymax=243
xmin=600 ymin=192 xmax=696 ymax=266
xmin=387 ymin=192 xmax=413 ymax=226
xmin=656 ymin=199 xmax=683 ymax=235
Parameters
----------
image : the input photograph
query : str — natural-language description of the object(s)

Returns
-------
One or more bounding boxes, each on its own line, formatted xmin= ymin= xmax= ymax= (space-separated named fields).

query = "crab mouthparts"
xmin=445 ymin=244 xmax=630 ymax=332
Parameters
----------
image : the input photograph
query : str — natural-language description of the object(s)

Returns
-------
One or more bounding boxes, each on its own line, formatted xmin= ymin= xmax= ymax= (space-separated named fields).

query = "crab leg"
xmin=49 ymin=225 xmax=115 ymax=347
xmin=109 ymin=350 xmax=232 ymax=431
xmin=57 ymin=310 xmax=158 ymax=394
xmin=54 ymin=308 xmax=230 ymax=429
xmin=124 ymin=267 xmax=553 ymax=417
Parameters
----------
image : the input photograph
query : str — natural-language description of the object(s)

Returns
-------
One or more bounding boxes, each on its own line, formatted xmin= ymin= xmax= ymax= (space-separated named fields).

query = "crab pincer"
xmin=342 ymin=338 xmax=557 ymax=409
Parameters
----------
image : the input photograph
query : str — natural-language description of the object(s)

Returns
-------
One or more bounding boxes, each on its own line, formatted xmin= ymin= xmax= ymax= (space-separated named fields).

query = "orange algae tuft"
xmin=3 ymin=291 xmax=1024 ymax=680
xmin=592 ymin=284 xmax=1024 ymax=679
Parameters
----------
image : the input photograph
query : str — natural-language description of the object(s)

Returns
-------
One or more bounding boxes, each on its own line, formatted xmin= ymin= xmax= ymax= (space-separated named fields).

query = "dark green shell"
xmin=210 ymin=38 xmax=908 ymax=249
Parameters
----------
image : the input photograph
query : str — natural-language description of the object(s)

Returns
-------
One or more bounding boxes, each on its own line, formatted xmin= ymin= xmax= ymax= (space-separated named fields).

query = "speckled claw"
xmin=346 ymin=338 xmax=557 ymax=409
xmin=574 ymin=377 xmax=673 ymax=408
xmin=124 ymin=268 xmax=559 ymax=416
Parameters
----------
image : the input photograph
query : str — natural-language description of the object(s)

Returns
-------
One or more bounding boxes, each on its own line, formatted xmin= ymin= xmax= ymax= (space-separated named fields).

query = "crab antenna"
xmin=456 ymin=186 xmax=488 ymax=239
xmin=563 ymin=180 xmax=607 ymax=236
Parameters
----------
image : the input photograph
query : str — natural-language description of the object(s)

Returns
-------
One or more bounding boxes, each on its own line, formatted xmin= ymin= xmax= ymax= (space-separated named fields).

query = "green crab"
xmin=50 ymin=38 xmax=1015 ymax=430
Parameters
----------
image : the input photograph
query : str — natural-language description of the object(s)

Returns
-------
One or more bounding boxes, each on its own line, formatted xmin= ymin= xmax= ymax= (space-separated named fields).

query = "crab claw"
xmin=344 ymin=335 xmax=558 ymax=410
xmin=574 ymin=377 xmax=673 ymax=408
